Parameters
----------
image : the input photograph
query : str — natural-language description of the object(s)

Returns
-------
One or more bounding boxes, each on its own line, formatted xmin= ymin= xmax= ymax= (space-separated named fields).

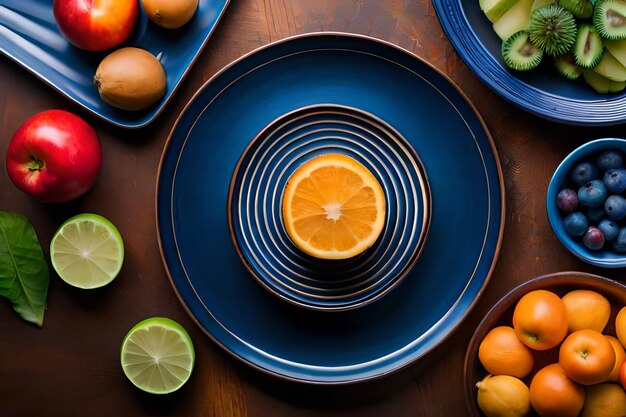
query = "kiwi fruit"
xmin=559 ymin=0 xmax=594 ymax=18
xmin=502 ymin=30 xmax=544 ymax=70
xmin=594 ymin=0 xmax=626 ymax=40
xmin=141 ymin=0 xmax=199 ymax=29
xmin=572 ymin=24 xmax=604 ymax=68
xmin=93 ymin=47 xmax=167 ymax=111
xmin=554 ymin=53 xmax=584 ymax=79
xmin=528 ymin=5 xmax=578 ymax=56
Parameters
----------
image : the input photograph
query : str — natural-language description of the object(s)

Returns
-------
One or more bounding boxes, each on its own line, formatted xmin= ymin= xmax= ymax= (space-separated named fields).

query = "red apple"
xmin=5 ymin=110 xmax=102 ymax=203
xmin=53 ymin=0 xmax=138 ymax=51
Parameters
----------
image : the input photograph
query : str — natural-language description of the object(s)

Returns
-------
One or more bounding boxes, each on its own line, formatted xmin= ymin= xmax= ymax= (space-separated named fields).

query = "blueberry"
xmin=604 ymin=195 xmax=626 ymax=220
xmin=570 ymin=162 xmax=599 ymax=187
xmin=578 ymin=180 xmax=608 ymax=208
xmin=612 ymin=227 xmax=626 ymax=252
xmin=556 ymin=188 xmax=578 ymax=213
xmin=603 ymin=168 xmax=626 ymax=194
xmin=583 ymin=227 xmax=605 ymax=250
xmin=564 ymin=212 xmax=589 ymax=237
xmin=596 ymin=150 xmax=623 ymax=172
xmin=587 ymin=207 xmax=605 ymax=223
xmin=598 ymin=219 xmax=620 ymax=241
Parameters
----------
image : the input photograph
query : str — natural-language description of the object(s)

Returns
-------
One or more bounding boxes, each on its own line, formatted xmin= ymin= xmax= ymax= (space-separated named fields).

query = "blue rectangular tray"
xmin=0 ymin=0 xmax=229 ymax=128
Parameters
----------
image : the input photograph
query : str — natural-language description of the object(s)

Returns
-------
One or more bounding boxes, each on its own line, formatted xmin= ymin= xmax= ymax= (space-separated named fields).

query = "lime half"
xmin=120 ymin=317 xmax=195 ymax=394
xmin=50 ymin=213 xmax=124 ymax=289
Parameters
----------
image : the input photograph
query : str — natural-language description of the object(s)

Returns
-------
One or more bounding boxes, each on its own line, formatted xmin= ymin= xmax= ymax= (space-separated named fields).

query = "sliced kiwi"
xmin=572 ymin=24 xmax=604 ymax=68
xmin=559 ymin=0 xmax=594 ymax=18
xmin=528 ymin=5 xmax=578 ymax=56
xmin=502 ymin=30 xmax=544 ymax=70
xmin=594 ymin=0 xmax=626 ymax=40
xmin=554 ymin=53 xmax=584 ymax=79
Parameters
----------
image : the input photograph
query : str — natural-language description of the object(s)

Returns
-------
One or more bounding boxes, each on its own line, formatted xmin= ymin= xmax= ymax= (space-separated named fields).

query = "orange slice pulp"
xmin=282 ymin=153 xmax=386 ymax=260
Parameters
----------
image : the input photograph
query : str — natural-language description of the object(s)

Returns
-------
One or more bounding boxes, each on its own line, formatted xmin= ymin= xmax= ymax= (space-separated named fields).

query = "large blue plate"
xmin=0 ymin=0 xmax=229 ymax=129
xmin=433 ymin=0 xmax=626 ymax=126
xmin=157 ymin=32 xmax=505 ymax=384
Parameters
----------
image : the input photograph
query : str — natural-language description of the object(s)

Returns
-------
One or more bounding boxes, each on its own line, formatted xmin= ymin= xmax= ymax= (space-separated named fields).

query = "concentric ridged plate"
xmin=228 ymin=105 xmax=430 ymax=311
xmin=157 ymin=33 xmax=504 ymax=384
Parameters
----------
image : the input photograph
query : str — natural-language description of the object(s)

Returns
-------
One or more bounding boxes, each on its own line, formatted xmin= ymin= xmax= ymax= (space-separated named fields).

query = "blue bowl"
xmin=433 ymin=1 xmax=626 ymax=126
xmin=547 ymin=138 xmax=626 ymax=267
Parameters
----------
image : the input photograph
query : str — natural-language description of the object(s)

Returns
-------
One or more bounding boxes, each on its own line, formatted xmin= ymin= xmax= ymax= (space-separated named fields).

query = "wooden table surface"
xmin=1 ymin=1 xmax=624 ymax=416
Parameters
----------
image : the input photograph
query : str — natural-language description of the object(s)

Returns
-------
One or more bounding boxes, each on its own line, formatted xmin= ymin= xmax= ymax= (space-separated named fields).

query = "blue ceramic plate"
xmin=433 ymin=0 xmax=626 ymax=126
xmin=157 ymin=32 xmax=505 ymax=384
xmin=228 ymin=104 xmax=431 ymax=311
xmin=0 ymin=0 xmax=229 ymax=128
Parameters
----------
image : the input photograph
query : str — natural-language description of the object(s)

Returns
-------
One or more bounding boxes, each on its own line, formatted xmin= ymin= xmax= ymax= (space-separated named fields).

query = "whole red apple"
xmin=5 ymin=110 xmax=102 ymax=203
xmin=53 ymin=0 xmax=138 ymax=51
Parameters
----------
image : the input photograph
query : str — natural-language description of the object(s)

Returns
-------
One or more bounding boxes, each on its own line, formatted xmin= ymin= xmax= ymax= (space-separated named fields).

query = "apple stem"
xmin=28 ymin=154 xmax=45 ymax=172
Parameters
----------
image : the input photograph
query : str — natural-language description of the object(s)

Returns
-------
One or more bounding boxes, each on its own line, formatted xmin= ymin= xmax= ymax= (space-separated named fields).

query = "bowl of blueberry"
xmin=547 ymin=138 xmax=626 ymax=267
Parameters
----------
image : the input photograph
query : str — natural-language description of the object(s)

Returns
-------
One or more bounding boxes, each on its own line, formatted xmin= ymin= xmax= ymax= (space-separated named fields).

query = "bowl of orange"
xmin=227 ymin=104 xmax=431 ymax=311
xmin=464 ymin=271 xmax=626 ymax=417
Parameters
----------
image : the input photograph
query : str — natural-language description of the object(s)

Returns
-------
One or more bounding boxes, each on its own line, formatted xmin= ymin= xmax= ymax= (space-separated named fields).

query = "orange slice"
xmin=282 ymin=154 xmax=386 ymax=260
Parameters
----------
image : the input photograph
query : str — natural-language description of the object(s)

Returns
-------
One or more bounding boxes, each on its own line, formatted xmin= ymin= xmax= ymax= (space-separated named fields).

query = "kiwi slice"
xmin=559 ymin=0 xmax=593 ymax=18
xmin=528 ymin=5 xmax=578 ymax=56
xmin=594 ymin=0 xmax=626 ymax=40
xmin=573 ymin=24 xmax=604 ymax=68
xmin=502 ymin=30 xmax=544 ymax=70
xmin=554 ymin=53 xmax=584 ymax=79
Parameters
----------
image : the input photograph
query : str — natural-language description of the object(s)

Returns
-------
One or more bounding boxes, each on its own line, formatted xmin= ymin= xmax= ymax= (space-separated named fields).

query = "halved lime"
xmin=120 ymin=317 xmax=195 ymax=394
xmin=50 ymin=213 xmax=124 ymax=289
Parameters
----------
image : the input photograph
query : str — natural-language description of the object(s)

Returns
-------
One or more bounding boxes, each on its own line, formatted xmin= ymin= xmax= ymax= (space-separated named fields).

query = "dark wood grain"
xmin=1 ymin=1 xmax=625 ymax=416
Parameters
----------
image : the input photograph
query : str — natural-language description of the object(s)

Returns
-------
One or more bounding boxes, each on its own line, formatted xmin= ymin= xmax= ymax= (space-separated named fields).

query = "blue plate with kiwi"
xmin=434 ymin=0 xmax=626 ymax=126
xmin=0 ymin=0 xmax=229 ymax=128
xmin=157 ymin=32 xmax=505 ymax=383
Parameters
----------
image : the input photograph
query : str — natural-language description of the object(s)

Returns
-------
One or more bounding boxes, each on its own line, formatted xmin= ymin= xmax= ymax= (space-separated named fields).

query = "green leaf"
xmin=0 ymin=211 xmax=49 ymax=327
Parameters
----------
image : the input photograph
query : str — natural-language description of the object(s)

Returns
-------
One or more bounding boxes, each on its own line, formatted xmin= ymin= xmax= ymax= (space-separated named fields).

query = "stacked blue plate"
xmin=228 ymin=105 xmax=431 ymax=311
xmin=157 ymin=33 xmax=505 ymax=383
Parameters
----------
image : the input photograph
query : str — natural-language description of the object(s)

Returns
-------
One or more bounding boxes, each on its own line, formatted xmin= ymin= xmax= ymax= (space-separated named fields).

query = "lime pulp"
xmin=50 ymin=213 xmax=124 ymax=289
xmin=120 ymin=317 xmax=195 ymax=394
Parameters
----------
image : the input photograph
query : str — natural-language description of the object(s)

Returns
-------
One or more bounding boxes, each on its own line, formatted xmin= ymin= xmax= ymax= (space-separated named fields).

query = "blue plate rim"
xmin=433 ymin=0 xmax=626 ymax=126
xmin=155 ymin=31 xmax=506 ymax=384
xmin=0 ymin=0 xmax=231 ymax=129
xmin=225 ymin=103 xmax=433 ymax=312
